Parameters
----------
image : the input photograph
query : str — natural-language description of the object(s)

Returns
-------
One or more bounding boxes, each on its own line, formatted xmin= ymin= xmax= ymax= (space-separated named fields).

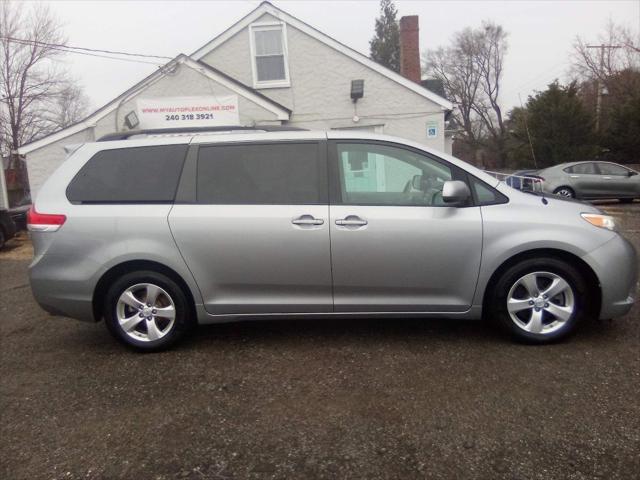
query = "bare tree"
xmin=0 ymin=1 xmax=87 ymax=156
xmin=573 ymin=21 xmax=640 ymax=87
xmin=425 ymin=29 xmax=484 ymax=145
xmin=573 ymin=21 xmax=640 ymax=134
xmin=424 ymin=21 xmax=509 ymax=166
xmin=46 ymin=84 xmax=89 ymax=130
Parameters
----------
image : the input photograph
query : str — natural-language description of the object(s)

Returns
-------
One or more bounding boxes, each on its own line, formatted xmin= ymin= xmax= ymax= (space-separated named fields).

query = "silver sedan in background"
xmin=538 ymin=161 xmax=640 ymax=202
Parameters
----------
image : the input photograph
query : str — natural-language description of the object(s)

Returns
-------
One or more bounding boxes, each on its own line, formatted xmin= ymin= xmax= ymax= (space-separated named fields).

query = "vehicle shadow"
xmin=180 ymin=316 xmax=500 ymax=350
xmin=58 ymin=312 xmax=628 ymax=356
xmin=178 ymin=314 xmax=624 ymax=351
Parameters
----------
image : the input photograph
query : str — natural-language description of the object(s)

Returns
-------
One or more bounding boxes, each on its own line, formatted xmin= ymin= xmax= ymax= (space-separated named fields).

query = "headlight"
xmin=581 ymin=213 xmax=617 ymax=231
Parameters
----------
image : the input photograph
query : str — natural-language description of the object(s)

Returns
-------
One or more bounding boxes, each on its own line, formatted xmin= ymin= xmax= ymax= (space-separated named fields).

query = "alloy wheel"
xmin=506 ymin=271 xmax=575 ymax=335
xmin=116 ymin=283 xmax=176 ymax=342
xmin=555 ymin=188 xmax=574 ymax=198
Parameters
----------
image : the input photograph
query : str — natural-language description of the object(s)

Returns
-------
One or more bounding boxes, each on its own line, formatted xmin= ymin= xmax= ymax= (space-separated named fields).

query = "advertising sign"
xmin=136 ymin=95 xmax=239 ymax=129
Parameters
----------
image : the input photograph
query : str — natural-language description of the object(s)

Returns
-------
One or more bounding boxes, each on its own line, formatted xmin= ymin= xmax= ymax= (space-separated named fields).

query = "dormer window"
xmin=250 ymin=23 xmax=290 ymax=88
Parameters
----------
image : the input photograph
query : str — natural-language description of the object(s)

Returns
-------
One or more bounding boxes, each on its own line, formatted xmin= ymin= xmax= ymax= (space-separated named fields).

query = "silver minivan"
xmin=28 ymin=129 xmax=637 ymax=351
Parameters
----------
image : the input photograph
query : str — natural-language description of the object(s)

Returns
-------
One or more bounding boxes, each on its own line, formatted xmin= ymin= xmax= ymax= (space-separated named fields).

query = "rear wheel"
xmin=488 ymin=257 xmax=592 ymax=343
xmin=104 ymin=270 xmax=193 ymax=351
xmin=619 ymin=198 xmax=634 ymax=203
xmin=0 ymin=228 xmax=5 ymax=249
xmin=553 ymin=186 xmax=575 ymax=198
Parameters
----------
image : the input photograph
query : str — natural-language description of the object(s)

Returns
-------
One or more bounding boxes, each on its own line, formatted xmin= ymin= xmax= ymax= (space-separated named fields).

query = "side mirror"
xmin=442 ymin=180 xmax=471 ymax=206
xmin=628 ymin=170 xmax=637 ymax=177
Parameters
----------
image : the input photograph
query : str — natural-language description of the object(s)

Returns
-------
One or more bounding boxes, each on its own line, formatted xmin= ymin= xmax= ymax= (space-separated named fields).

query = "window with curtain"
xmin=252 ymin=24 xmax=289 ymax=85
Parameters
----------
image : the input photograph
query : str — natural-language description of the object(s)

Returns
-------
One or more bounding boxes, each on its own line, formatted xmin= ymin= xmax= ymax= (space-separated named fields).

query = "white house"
xmin=19 ymin=1 xmax=452 ymax=195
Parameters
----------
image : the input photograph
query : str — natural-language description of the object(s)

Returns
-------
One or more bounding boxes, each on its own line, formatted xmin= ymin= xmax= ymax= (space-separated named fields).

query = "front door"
xmin=567 ymin=162 xmax=602 ymax=198
xmin=596 ymin=162 xmax=637 ymax=198
xmin=328 ymin=141 xmax=483 ymax=312
xmin=169 ymin=141 xmax=332 ymax=314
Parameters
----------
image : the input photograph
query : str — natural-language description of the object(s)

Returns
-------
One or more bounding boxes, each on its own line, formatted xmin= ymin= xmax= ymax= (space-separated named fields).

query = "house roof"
xmin=18 ymin=54 xmax=291 ymax=155
xmin=191 ymin=1 xmax=453 ymax=111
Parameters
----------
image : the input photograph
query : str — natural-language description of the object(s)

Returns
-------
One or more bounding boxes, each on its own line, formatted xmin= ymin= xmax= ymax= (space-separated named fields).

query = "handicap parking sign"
xmin=427 ymin=122 xmax=438 ymax=139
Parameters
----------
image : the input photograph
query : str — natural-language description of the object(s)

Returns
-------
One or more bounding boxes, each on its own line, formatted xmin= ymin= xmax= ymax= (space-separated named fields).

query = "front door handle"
xmin=570 ymin=175 xmax=580 ymax=178
xmin=292 ymin=215 xmax=324 ymax=226
xmin=335 ymin=216 xmax=368 ymax=227
xmin=602 ymin=176 xmax=612 ymax=180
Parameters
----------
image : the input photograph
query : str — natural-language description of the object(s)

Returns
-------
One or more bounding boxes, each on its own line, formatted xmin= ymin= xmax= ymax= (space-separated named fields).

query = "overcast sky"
xmin=42 ymin=0 xmax=640 ymax=112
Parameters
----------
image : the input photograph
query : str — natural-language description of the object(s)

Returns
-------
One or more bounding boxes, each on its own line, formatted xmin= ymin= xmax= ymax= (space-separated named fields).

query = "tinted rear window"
xmin=67 ymin=145 xmax=188 ymax=203
xmin=197 ymin=143 xmax=324 ymax=204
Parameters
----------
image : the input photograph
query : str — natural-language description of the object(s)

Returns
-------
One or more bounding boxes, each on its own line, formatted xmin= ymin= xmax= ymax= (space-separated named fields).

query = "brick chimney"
xmin=399 ymin=15 xmax=420 ymax=83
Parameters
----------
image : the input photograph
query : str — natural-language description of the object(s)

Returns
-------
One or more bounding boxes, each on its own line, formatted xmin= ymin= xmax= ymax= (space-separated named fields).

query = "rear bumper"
xmin=582 ymin=233 xmax=638 ymax=319
xmin=29 ymin=254 xmax=98 ymax=322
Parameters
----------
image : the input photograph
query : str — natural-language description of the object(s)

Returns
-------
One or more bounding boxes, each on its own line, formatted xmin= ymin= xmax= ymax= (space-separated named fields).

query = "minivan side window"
xmin=335 ymin=143 xmax=453 ymax=206
xmin=66 ymin=145 xmax=188 ymax=204
xmin=196 ymin=143 xmax=324 ymax=205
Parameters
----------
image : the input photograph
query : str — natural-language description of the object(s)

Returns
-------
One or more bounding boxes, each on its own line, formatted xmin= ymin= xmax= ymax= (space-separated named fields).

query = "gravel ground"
xmin=1 ymin=201 xmax=639 ymax=480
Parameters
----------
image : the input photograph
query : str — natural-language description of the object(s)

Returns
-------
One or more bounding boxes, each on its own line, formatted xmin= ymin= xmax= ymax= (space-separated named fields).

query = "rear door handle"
xmin=570 ymin=175 xmax=580 ymax=178
xmin=603 ymin=176 xmax=612 ymax=180
xmin=335 ymin=216 xmax=368 ymax=227
xmin=292 ymin=215 xmax=324 ymax=226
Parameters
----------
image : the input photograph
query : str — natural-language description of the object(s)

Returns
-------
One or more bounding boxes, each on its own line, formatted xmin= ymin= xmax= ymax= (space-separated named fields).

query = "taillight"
xmin=27 ymin=206 xmax=66 ymax=232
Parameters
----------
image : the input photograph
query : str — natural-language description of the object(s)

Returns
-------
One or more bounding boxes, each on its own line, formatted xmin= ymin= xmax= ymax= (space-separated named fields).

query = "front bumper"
xmin=582 ymin=233 xmax=638 ymax=319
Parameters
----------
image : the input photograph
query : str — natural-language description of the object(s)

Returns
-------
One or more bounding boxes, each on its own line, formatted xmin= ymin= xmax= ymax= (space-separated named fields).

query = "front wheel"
xmin=488 ymin=257 xmax=592 ymax=343
xmin=104 ymin=271 xmax=193 ymax=351
xmin=619 ymin=198 xmax=634 ymax=204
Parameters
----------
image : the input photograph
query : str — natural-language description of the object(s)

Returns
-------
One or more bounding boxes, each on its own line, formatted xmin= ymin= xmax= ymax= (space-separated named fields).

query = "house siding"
xmin=27 ymin=129 xmax=94 ymax=196
xmin=201 ymin=13 xmax=446 ymax=151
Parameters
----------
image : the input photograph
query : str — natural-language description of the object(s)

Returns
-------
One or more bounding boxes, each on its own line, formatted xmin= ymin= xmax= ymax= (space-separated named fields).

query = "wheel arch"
xmin=481 ymin=248 xmax=601 ymax=318
xmin=92 ymin=260 xmax=197 ymax=322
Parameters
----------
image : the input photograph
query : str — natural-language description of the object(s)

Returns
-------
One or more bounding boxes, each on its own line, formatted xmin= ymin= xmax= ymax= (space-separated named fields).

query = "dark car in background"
xmin=8 ymin=193 xmax=31 ymax=231
xmin=0 ymin=210 xmax=17 ymax=249
xmin=539 ymin=161 xmax=639 ymax=201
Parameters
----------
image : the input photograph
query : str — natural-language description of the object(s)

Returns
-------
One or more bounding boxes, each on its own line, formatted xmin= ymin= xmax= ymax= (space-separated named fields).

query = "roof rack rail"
xmin=97 ymin=125 xmax=308 ymax=142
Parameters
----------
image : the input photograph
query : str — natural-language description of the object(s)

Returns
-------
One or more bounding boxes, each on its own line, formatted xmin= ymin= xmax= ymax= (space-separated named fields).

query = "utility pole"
xmin=586 ymin=44 xmax=622 ymax=133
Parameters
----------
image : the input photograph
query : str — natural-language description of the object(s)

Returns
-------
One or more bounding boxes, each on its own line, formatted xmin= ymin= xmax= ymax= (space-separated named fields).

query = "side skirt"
xmin=195 ymin=305 xmax=483 ymax=325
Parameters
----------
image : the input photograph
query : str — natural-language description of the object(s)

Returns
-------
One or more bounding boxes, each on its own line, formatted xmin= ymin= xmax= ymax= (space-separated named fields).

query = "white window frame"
xmin=249 ymin=22 xmax=291 ymax=89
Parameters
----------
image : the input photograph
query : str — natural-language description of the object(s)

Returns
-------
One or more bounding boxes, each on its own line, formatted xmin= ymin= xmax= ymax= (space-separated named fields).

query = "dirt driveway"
xmin=1 ymin=202 xmax=639 ymax=480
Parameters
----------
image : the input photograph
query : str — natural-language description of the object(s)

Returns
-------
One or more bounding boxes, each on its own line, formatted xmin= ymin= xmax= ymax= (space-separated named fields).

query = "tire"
xmin=619 ymin=198 xmax=634 ymax=204
xmin=0 ymin=228 xmax=5 ymax=250
xmin=487 ymin=257 xmax=592 ymax=344
xmin=104 ymin=270 xmax=193 ymax=352
xmin=553 ymin=186 xmax=575 ymax=198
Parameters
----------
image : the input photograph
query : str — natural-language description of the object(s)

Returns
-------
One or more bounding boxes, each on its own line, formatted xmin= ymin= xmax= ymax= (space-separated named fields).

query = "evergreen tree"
xmin=369 ymin=0 xmax=400 ymax=72
xmin=603 ymin=92 xmax=640 ymax=163
xmin=510 ymin=81 xmax=598 ymax=168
